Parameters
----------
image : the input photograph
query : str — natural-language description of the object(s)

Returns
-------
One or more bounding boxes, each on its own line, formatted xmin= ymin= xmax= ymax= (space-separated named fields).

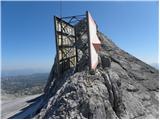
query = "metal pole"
xmin=74 ymin=26 xmax=78 ymax=72
xmin=54 ymin=16 xmax=60 ymax=78
xmin=86 ymin=11 xmax=91 ymax=70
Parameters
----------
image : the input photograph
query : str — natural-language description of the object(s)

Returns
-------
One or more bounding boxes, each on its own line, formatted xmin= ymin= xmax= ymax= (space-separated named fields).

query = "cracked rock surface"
xmin=36 ymin=32 xmax=159 ymax=119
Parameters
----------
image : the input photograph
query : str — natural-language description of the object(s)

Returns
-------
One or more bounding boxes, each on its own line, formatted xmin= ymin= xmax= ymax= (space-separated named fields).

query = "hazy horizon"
xmin=2 ymin=1 xmax=158 ymax=72
xmin=1 ymin=59 xmax=159 ymax=77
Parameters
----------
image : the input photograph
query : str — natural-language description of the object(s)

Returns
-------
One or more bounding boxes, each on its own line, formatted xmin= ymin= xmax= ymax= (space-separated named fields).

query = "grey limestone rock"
xmin=34 ymin=31 xmax=158 ymax=119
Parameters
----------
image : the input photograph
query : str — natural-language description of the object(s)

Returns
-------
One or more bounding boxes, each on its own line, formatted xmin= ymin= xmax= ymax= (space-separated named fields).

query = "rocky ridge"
xmin=35 ymin=31 xmax=159 ymax=119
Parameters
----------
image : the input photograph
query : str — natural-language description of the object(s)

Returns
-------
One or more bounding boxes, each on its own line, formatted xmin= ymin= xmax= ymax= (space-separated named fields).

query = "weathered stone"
xmin=89 ymin=69 xmax=95 ymax=75
xmin=99 ymin=52 xmax=111 ymax=68
xmin=31 ymin=29 xmax=158 ymax=119
xmin=126 ymin=84 xmax=139 ymax=92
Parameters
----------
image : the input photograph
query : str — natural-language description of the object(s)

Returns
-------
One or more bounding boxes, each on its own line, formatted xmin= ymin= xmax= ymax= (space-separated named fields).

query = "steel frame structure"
xmin=54 ymin=11 xmax=91 ymax=78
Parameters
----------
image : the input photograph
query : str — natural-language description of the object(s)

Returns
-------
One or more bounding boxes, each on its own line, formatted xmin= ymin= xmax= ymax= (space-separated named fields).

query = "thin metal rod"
xmin=61 ymin=14 xmax=85 ymax=19
xmin=60 ymin=0 xmax=62 ymax=18
xmin=54 ymin=16 xmax=60 ymax=78
xmin=74 ymin=26 xmax=78 ymax=72
xmin=56 ymin=16 xmax=74 ymax=28
xmin=86 ymin=11 xmax=91 ymax=70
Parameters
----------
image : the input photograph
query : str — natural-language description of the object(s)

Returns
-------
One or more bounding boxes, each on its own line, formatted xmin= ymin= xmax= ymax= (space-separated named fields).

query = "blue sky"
xmin=2 ymin=1 xmax=158 ymax=71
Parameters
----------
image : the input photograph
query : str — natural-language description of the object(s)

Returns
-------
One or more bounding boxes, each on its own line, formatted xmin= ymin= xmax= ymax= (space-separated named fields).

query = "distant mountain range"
xmin=150 ymin=63 xmax=159 ymax=70
xmin=1 ymin=61 xmax=158 ymax=77
xmin=1 ymin=68 xmax=50 ymax=77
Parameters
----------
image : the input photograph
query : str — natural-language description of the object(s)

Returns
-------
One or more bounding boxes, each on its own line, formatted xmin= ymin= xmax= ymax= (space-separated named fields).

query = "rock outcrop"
xmin=35 ymin=31 xmax=159 ymax=119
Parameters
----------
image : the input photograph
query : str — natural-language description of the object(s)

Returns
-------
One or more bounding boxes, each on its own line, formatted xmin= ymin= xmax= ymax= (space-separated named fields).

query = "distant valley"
xmin=1 ymin=73 xmax=49 ymax=96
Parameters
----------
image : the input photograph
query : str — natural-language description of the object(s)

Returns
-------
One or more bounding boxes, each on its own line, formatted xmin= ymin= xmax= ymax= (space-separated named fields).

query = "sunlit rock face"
xmin=35 ymin=28 xmax=159 ymax=118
